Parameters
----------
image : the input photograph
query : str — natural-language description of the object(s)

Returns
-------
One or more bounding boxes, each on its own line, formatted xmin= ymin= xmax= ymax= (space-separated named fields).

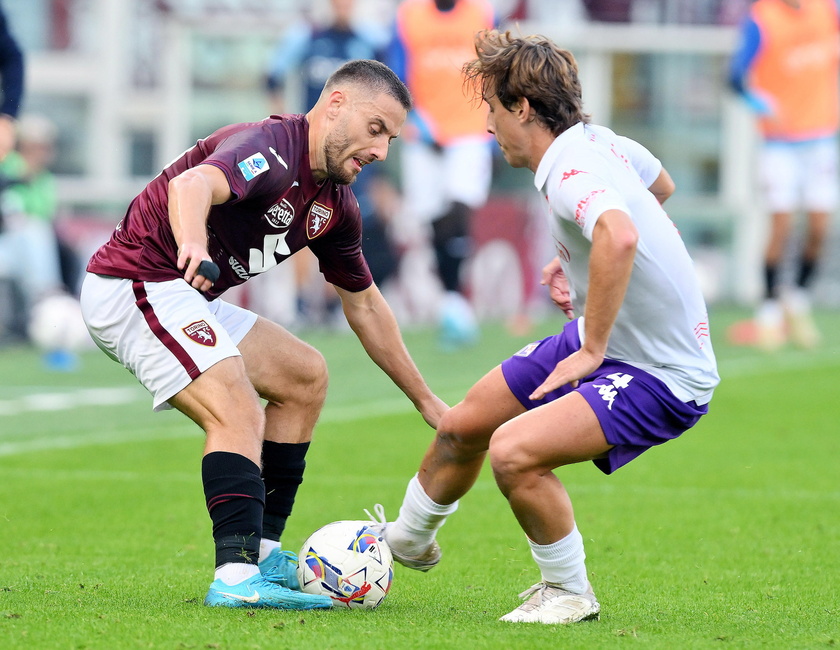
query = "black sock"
xmin=261 ymin=441 xmax=310 ymax=542
xmin=432 ymin=202 xmax=471 ymax=293
xmin=202 ymin=451 xmax=265 ymax=567
xmin=796 ymin=258 xmax=817 ymax=289
xmin=763 ymin=263 xmax=780 ymax=300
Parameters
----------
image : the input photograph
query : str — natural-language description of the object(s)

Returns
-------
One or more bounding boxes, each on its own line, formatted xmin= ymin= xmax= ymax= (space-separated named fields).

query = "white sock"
xmin=215 ymin=562 xmax=260 ymax=586
xmin=529 ymin=524 xmax=589 ymax=594
xmin=389 ymin=474 xmax=458 ymax=554
xmin=258 ymin=538 xmax=281 ymax=564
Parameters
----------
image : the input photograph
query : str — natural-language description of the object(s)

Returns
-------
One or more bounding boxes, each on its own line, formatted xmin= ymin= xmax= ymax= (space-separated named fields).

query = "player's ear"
xmin=326 ymin=89 xmax=346 ymax=117
xmin=517 ymin=97 xmax=532 ymax=124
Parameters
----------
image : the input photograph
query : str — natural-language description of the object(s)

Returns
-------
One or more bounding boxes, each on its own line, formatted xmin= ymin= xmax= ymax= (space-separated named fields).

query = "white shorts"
xmin=401 ymin=136 xmax=493 ymax=223
xmin=759 ymin=138 xmax=839 ymax=213
xmin=80 ymin=273 xmax=258 ymax=411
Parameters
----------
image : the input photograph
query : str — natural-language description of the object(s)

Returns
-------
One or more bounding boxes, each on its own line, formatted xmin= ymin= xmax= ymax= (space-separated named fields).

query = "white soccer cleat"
xmin=364 ymin=504 xmax=442 ymax=572
xmin=784 ymin=290 xmax=821 ymax=349
xmin=499 ymin=582 xmax=600 ymax=624
xmin=755 ymin=300 xmax=785 ymax=352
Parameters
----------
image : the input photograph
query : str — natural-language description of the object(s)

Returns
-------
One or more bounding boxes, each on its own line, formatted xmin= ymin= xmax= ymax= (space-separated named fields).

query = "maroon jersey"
xmin=87 ymin=115 xmax=373 ymax=300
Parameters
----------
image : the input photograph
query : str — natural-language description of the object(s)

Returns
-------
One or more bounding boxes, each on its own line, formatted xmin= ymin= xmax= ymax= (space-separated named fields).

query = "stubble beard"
xmin=323 ymin=131 xmax=357 ymax=186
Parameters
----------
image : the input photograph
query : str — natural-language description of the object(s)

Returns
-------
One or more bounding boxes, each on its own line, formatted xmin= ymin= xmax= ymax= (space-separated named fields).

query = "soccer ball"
xmin=297 ymin=520 xmax=393 ymax=609
xmin=27 ymin=293 xmax=91 ymax=352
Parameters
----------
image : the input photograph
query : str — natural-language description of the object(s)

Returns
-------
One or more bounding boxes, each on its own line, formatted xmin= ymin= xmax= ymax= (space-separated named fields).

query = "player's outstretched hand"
xmin=418 ymin=394 xmax=449 ymax=430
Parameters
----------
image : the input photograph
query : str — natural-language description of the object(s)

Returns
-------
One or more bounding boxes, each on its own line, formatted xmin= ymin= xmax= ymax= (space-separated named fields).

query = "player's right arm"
xmin=168 ymin=163 xmax=232 ymax=291
xmin=336 ymin=282 xmax=449 ymax=429
xmin=529 ymin=210 xmax=638 ymax=401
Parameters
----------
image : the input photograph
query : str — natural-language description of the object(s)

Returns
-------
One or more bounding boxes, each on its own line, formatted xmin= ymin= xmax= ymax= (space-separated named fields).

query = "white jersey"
xmin=534 ymin=122 xmax=719 ymax=404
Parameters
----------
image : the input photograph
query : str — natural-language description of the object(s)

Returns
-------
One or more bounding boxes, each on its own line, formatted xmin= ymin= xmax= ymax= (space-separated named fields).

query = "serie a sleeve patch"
xmin=238 ymin=153 xmax=270 ymax=181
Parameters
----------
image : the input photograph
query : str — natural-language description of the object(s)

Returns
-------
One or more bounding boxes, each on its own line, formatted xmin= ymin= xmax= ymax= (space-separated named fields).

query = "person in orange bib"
xmin=730 ymin=0 xmax=840 ymax=350
xmin=387 ymin=0 xmax=496 ymax=349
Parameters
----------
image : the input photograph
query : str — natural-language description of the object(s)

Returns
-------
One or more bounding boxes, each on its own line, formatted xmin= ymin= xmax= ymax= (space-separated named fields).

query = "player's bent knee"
xmin=287 ymin=347 xmax=328 ymax=411
xmin=436 ymin=408 xmax=491 ymax=455
xmin=301 ymin=348 xmax=329 ymax=399
xmin=488 ymin=429 xmax=533 ymax=488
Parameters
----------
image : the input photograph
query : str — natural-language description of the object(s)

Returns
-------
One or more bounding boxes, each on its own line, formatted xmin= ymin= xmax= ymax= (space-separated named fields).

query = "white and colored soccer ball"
xmin=27 ymin=293 xmax=91 ymax=352
xmin=297 ymin=520 xmax=393 ymax=609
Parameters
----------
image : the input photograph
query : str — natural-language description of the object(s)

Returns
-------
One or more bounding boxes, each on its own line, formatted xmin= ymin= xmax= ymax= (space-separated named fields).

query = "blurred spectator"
xmin=0 ymin=115 xmax=68 ymax=352
xmin=388 ymin=0 xmax=496 ymax=349
xmin=582 ymin=0 xmax=632 ymax=22
xmin=0 ymin=3 xmax=23 ymax=161
xmin=266 ymin=0 xmax=387 ymax=114
xmin=264 ymin=0 xmax=400 ymax=328
xmin=729 ymin=0 xmax=840 ymax=350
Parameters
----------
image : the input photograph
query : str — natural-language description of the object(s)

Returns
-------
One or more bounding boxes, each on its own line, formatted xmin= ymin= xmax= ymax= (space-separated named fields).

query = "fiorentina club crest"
xmin=183 ymin=320 xmax=217 ymax=347
xmin=307 ymin=202 xmax=333 ymax=239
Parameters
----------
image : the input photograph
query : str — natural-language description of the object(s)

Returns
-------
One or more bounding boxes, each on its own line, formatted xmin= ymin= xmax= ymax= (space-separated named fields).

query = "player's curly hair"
xmin=463 ymin=30 xmax=589 ymax=136
xmin=326 ymin=59 xmax=413 ymax=112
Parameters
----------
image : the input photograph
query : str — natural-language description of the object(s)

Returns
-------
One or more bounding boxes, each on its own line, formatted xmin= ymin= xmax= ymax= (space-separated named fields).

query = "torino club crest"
xmin=307 ymin=202 xmax=333 ymax=239
xmin=183 ymin=320 xmax=217 ymax=346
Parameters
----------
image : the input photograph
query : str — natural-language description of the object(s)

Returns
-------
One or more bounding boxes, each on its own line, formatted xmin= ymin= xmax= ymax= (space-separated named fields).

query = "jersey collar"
xmin=534 ymin=121 xmax=587 ymax=192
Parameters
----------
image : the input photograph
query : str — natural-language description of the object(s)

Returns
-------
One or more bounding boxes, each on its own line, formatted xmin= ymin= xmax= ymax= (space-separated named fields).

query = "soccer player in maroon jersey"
xmin=80 ymin=60 xmax=447 ymax=610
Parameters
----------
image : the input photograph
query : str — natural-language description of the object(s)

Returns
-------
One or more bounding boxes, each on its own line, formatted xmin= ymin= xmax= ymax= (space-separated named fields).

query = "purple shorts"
xmin=501 ymin=319 xmax=708 ymax=475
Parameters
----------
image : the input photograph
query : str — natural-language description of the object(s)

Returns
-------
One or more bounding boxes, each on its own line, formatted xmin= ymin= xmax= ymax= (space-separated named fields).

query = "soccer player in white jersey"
xmin=369 ymin=31 xmax=720 ymax=624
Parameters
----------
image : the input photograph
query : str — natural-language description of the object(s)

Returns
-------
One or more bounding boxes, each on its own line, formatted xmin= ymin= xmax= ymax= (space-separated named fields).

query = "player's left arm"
xmin=529 ymin=209 xmax=638 ymax=400
xmin=648 ymin=167 xmax=675 ymax=205
xmin=335 ymin=283 xmax=448 ymax=429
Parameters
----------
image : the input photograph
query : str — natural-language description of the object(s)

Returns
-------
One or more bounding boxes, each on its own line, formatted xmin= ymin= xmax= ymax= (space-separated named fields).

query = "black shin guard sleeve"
xmin=763 ymin=263 xmax=780 ymax=300
xmin=432 ymin=202 xmax=472 ymax=293
xmin=202 ymin=451 xmax=265 ymax=566
xmin=797 ymin=258 xmax=817 ymax=289
xmin=261 ymin=441 xmax=310 ymax=541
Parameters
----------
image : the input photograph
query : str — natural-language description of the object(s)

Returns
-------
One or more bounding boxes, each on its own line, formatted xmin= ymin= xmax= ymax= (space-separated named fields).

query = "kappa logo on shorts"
xmin=593 ymin=372 xmax=633 ymax=410
xmin=183 ymin=320 xmax=217 ymax=347
xmin=307 ymin=202 xmax=333 ymax=239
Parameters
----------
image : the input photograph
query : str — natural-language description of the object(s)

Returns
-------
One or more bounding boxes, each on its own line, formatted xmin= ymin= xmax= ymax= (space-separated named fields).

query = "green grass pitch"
xmin=0 ymin=307 xmax=837 ymax=649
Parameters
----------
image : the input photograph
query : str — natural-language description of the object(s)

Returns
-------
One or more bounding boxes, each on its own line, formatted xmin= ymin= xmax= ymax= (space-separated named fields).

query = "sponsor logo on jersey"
xmin=265 ymin=198 xmax=294 ymax=228
xmin=229 ymin=256 xmax=250 ymax=280
xmin=183 ymin=320 xmax=217 ymax=347
xmin=238 ymin=153 xmax=270 ymax=181
xmin=307 ymin=202 xmax=333 ymax=239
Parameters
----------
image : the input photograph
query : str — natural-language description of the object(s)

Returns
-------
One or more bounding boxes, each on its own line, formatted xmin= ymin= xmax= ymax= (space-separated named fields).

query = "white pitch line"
xmin=1 ymin=347 xmax=838 ymax=457
xmin=0 ymin=394 xmax=418 ymax=456
xmin=0 ymin=387 xmax=143 ymax=416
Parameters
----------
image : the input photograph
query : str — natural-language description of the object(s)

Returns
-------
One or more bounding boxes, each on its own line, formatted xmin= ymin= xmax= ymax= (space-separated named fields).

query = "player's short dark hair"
xmin=463 ymin=30 xmax=590 ymax=136
xmin=325 ymin=60 xmax=413 ymax=112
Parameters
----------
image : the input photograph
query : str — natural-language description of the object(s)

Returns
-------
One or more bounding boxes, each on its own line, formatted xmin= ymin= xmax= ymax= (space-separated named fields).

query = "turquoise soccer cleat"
xmin=259 ymin=547 xmax=301 ymax=590
xmin=204 ymin=573 xmax=331 ymax=609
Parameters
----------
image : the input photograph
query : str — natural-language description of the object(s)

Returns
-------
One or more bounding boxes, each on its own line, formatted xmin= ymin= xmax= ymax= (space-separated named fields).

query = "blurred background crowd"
xmin=1 ymin=0 xmax=838 ymax=361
